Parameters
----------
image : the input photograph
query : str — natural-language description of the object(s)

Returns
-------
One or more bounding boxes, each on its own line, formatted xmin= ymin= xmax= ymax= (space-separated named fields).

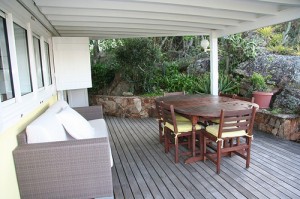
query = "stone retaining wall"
xmin=91 ymin=95 xmax=158 ymax=118
xmin=254 ymin=110 xmax=300 ymax=141
xmin=91 ymin=95 xmax=300 ymax=141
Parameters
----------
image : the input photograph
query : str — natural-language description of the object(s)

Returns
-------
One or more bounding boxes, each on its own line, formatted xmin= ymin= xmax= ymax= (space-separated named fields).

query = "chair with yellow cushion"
xmin=156 ymin=92 xmax=189 ymax=143
xmin=200 ymin=107 xmax=257 ymax=174
xmin=163 ymin=91 xmax=185 ymax=96
xmin=161 ymin=102 xmax=203 ymax=163
xmin=233 ymin=95 xmax=255 ymax=103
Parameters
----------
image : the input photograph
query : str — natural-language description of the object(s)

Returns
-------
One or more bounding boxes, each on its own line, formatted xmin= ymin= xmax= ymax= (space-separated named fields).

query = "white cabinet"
xmin=52 ymin=37 xmax=91 ymax=91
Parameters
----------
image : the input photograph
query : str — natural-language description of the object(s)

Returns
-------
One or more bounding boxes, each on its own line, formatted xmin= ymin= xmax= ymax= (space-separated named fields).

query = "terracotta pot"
xmin=252 ymin=91 xmax=273 ymax=109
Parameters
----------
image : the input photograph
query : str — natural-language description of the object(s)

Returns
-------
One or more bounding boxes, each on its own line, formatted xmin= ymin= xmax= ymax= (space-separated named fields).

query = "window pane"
xmin=33 ymin=37 xmax=44 ymax=88
xmin=0 ymin=17 xmax=14 ymax=102
xmin=44 ymin=42 xmax=52 ymax=85
xmin=14 ymin=23 xmax=32 ymax=95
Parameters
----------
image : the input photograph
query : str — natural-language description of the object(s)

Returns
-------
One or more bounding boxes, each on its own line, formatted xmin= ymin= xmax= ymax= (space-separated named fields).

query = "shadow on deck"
xmin=105 ymin=116 xmax=300 ymax=199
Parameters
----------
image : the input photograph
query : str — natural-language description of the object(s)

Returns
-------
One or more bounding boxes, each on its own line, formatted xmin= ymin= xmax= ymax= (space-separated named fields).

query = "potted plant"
xmin=250 ymin=72 xmax=274 ymax=109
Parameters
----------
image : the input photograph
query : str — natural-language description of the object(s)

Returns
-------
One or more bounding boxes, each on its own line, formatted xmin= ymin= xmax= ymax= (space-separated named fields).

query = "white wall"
xmin=0 ymin=1 xmax=57 ymax=198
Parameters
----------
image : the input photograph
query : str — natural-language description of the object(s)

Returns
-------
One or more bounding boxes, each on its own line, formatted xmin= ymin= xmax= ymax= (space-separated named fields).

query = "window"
xmin=0 ymin=16 xmax=14 ymax=102
xmin=33 ymin=36 xmax=44 ymax=88
xmin=44 ymin=42 xmax=52 ymax=85
xmin=14 ymin=23 xmax=32 ymax=95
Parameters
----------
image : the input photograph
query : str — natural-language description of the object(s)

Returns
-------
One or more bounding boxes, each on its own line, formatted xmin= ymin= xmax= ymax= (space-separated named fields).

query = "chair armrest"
xmin=13 ymin=138 xmax=113 ymax=199
xmin=73 ymin=105 xmax=104 ymax=120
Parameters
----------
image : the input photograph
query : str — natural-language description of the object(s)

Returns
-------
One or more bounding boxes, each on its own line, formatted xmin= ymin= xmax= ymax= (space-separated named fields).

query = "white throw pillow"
xmin=26 ymin=112 xmax=68 ymax=144
xmin=56 ymin=106 xmax=95 ymax=139
xmin=46 ymin=100 xmax=69 ymax=114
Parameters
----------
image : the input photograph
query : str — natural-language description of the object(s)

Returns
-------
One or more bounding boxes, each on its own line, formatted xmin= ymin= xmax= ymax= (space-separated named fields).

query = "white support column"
xmin=210 ymin=31 xmax=219 ymax=95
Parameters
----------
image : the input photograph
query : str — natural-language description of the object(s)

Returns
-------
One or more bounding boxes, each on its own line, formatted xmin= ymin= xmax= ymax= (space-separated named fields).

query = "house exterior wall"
xmin=0 ymin=1 xmax=57 ymax=198
xmin=0 ymin=95 xmax=57 ymax=199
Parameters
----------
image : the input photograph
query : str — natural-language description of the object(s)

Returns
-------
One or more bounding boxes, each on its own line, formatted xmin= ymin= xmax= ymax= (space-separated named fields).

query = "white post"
xmin=210 ymin=31 xmax=219 ymax=95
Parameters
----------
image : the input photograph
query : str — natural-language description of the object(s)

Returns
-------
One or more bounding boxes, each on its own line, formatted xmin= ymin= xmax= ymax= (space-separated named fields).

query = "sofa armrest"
xmin=73 ymin=105 xmax=104 ymax=120
xmin=13 ymin=138 xmax=113 ymax=199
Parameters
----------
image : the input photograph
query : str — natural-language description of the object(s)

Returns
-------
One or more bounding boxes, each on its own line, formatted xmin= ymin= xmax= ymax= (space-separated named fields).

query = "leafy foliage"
xmin=257 ymin=20 xmax=300 ymax=55
xmin=250 ymin=72 xmax=273 ymax=92
xmin=218 ymin=73 xmax=240 ymax=94
xmin=219 ymin=33 xmax=258 ymax=73
xmin=114 ymin=38 xmax=160 ymax=94
xmin=150 ymin=63 xmax=239 ymax=95
xmin=150 ymin=62 xmax=200 ymax=94
xmin=88 ymin=62 xmax=116 ymax=95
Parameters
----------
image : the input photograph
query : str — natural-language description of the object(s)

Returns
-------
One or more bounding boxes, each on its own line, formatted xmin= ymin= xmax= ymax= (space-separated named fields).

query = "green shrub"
xmin=269 ymin=33 xmax=283 ymax=47
xmin=114 ymin=38 xmax=160 ymax=94
xmin=88 ymin=62 xmax=116 ymax=95
xmin=267 ymin=45 xmax=296 ymax=55
xmin=195 ymin=72 xmax=240 ymax=94
xmin=219 ymin=33 xmax=258 ymax=73
xmin=257 ymin=26 xmax=273 ymax=39
xmin=219 ymin=73 xmax=239 ymax=94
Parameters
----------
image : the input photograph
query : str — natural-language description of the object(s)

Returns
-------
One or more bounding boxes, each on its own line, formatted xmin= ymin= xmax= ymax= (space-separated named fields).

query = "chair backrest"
xmin=161 ymin=102 xmax=178 ymax=133
xmin=234 ymin=95 xmax=255 ymax=103
xmin=155 ymin=100 xmax=163 ymax=120
xmin=163 ymin=91 xmax=185 ymax=96
xmin=218 ymin=107 xmax=257 ymax=138
xmin=219 ymin=92 xmax=235 ymax=98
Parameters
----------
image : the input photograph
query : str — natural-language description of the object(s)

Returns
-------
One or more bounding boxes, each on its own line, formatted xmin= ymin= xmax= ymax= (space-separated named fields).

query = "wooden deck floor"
xmin=105 ymin=116 xmax=300 ymax=199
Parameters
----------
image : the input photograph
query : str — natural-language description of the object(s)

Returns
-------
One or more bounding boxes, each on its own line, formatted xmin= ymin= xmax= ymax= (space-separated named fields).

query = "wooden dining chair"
xmin=211 ymin=92 xmax=236 ymax=124
xmin=163 ymin=91 xmax=185 ymax=96
xmin=219 ymin=92 xmax=235 ymax=98
xmin=155 ymin=100 xmax=190 ymax=143
xmin=161 ymin=102 xmax=203 ymax=163
xmin=155 ymin=100 xmax=164 ymax=143
xmin=233 ymin=95 xmax=255 ymax=103
xmin=200 ymin=106 xmax=257 ymax=174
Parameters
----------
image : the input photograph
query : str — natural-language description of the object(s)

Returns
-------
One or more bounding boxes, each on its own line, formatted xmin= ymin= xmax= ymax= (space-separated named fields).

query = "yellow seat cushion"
xmin=211 ymin=118 xmax=220 ymax=123
xmin=165 ymin=121 xmax=203 ymax=133
xmin=175 ymin=114 xmax=190 ymax=122
xmin=159 ymin=114 xmax=189 ymax=122
xmin=206 ymin=125 xmax=247 ymax=138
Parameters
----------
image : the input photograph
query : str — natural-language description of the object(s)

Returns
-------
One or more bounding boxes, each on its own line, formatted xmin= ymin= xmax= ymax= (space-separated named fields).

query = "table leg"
xmin=185 ymin=116 xmax=203 ymax=164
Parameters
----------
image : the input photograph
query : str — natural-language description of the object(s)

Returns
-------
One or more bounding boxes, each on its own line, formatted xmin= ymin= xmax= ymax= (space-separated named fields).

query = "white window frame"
xmin=32 ymin=33 xmax=45 ymax=90
xmin=0 ymin=9 xmax=56 ymax=133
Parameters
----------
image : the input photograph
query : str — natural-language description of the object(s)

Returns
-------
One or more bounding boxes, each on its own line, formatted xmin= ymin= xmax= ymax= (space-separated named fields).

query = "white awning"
xmin=19 ymin=0 xmax=300 ymax=39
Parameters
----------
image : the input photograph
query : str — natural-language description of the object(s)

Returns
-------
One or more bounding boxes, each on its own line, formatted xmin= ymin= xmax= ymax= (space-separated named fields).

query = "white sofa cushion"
xmin=46 ymin=100 xmax=69 ymax=114
xmin=56 ymin=106 xmax=95 ymax=139
xmin=26 ymin=110 xmax=68 ymax=144
xmin=89 ymin=119 xmax=113 ymax=167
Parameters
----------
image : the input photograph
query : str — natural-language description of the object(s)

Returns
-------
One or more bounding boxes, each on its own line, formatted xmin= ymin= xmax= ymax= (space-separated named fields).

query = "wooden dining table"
xmin=156 ymin=93 xmax=258 ymax=164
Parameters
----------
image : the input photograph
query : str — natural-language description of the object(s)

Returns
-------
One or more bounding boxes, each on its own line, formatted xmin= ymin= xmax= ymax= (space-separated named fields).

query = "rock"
xmin=187 ymin=58 xmax=210 ymax=75
xmin=254 ymin=109 xmax=300 ymax=140
xmin=123 ymin=92 xmax=133 ymax=96
xmin=133 ymin=98 xmax=142 ymax=113
xmin=90 ymin=95 xmax=158 ymax=118
xmin=236 ymin=53 xmax=300 ymax=88
xmin=272 ymin=86 xmax=300 ymax=114
xmin=106 ymin=72 xmax=132 ymax=96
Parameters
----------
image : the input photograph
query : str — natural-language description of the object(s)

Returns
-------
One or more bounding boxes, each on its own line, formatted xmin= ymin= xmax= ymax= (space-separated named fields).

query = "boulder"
xmin=106 ymin=73 xmax=132 ymax=96
xmin=187 ymin=58 xmax=210 ymax=75
xmin=235 ymin=53 xmax=300 ymax=88
xmin=273 ymin=86 xmax=300 ymax=114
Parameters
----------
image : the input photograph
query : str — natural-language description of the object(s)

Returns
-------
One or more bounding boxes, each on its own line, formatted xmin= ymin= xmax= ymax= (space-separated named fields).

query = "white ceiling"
xmin=23 ymin=0 xmax=300 ymax=39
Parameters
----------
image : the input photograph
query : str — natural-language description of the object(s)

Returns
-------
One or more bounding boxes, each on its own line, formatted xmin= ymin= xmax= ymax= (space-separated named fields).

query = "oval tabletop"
xmin=156 ymin=94 xmax=258 ymax=118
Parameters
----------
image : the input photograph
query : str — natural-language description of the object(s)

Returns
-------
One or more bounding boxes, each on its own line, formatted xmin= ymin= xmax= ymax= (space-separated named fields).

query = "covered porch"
xmin=0 ymin=1 xmax=300 ymax=199
xmin=106 ymin=116 xmax=300 ymax=199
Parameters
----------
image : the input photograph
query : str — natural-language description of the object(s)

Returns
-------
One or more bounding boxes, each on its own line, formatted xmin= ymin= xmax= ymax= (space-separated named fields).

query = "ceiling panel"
xmin=25 ymin=0 xmax=300 ymax=38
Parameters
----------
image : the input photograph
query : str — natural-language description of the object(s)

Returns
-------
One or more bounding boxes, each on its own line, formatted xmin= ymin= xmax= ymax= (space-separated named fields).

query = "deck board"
xmin=105 ymin=116 xmax=300 ymax=199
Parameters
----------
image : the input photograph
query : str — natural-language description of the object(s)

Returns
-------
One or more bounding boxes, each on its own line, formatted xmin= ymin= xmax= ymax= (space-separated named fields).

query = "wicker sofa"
xmin=13 ymin=102 xmax=114 ymax=199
